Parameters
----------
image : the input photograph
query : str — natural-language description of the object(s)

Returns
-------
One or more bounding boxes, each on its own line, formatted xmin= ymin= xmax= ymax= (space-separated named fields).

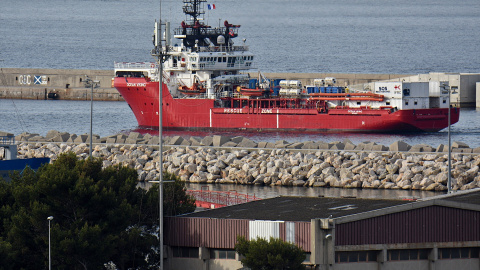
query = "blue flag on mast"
xmin=207 ymin=4 xmax=216 ymax=10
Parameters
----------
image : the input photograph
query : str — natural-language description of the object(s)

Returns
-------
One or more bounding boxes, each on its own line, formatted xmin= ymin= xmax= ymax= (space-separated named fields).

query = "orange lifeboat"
xmin=178 ymin=77 xmax=206 ymax=95
xmin=178 ymin=84 xmax=206 ymax=95
xmin=237 ymin=86 xmax=271 ymax=97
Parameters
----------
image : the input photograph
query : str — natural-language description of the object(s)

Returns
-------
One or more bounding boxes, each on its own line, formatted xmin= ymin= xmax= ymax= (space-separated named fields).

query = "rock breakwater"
xmin=2 ymin=130 xmax=480 ymax=192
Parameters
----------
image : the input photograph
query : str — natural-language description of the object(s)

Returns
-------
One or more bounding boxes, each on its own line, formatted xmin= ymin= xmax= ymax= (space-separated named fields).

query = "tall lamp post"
xmin=152 ymin=12 xmax=169 ymax=269
xmin=84 ymin=76 xmax=100 ymax=157
xmin=47 ymin=216 xmax=54 ymax=270
xmin=446 ymin=85 xmax=458 ymax=194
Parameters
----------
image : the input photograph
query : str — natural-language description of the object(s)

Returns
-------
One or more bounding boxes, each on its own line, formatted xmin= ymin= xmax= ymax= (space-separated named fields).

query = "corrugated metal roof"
xmin=437 ymin=188 xmax=480 ymax=206
xmin=182 ymin=196 xmax=412 ymax=221
xmin=165 ymin=190 xmax=480 ymax=249
xmin=249 ymin=220 xmax=281 ymax=240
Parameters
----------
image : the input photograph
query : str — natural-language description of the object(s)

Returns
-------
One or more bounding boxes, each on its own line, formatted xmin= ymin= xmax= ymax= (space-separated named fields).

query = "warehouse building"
xmin=368 ymin=72 xmax=480 ymax=108
xmin=164 ymin=189 xmax=480 ymax=270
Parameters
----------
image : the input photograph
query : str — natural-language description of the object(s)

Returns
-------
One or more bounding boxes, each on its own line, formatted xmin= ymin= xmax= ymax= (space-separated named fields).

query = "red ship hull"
xmin=115 ymin=78 xmax=460 ymax=133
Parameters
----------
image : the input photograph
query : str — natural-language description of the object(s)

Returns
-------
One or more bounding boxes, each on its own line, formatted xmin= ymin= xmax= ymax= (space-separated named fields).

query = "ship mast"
xmin=183 ymin=0 xmax=205 ymax=27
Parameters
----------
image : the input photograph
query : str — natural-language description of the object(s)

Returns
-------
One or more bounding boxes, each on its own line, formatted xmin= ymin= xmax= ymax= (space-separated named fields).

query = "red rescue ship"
xmin=113 ymin=0 xmax=459 ymax=133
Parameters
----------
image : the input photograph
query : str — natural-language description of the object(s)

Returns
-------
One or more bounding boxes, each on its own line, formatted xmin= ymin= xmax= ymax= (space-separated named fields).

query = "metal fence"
xmin=187 ymin=186 xmax=260 ymax=207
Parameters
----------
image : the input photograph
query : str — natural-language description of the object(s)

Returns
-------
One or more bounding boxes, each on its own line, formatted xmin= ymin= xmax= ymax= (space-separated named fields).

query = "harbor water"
xmin=1 ymin=0 xmax=479 ymax=74
xmin=1 ymin=99 xmax=480 ymax=149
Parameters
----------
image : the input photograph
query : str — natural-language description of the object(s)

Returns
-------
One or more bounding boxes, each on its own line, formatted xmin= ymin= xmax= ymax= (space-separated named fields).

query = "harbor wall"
xmin=0 ymin=68 xmax=408 ymax=101
xmin=1 ymin=68 xmax=478 ymax=107
xmin=2 ymin=130 xmax=480 ymax=192
xmin=0 ymin=68 xmax=122 ymax=101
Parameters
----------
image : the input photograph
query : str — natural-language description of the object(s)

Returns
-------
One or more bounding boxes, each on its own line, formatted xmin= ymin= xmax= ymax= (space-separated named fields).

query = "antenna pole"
xmin=155 ymin=1 xmax=165 ymax=269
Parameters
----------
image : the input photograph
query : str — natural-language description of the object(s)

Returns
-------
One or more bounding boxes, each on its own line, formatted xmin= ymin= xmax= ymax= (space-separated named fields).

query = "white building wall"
xmin=476 ymin=82 xmax=480 ymax=108
xmin=285 ymin=222 xmax=295 ymax=244
xmin=249 ymin=220 xmax=281 ymax=240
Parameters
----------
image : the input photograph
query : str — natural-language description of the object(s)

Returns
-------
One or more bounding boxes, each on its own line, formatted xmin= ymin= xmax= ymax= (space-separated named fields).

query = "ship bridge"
xmin=165 ymin=49 xmax=255 ymax=72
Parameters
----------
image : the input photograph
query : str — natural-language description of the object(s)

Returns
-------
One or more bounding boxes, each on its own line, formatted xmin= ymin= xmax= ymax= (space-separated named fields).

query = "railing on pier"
xmin=187 ymin=186 xmax=261 ymax=208
xmin=0 ymin=136 xmax=15 ymax=146
xmin=114 ymin=62 xmax=157 ymax=70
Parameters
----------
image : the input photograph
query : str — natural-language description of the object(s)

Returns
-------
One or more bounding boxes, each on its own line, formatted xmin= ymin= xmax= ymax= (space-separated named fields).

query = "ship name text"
xmin=126 ymin=83 xmax=146 ymax=87
xmin=348 ymin=110 xmax=362 ymax=114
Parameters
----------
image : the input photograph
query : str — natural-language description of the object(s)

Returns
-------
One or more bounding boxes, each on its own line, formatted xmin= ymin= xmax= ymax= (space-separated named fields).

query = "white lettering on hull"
xmin=348 ymin=110 xmax=363 ymax=114
xmin=223 ymin=108 xmax=243 ymax=113
xmin=126 ymin=83 xmax=147 ymax=87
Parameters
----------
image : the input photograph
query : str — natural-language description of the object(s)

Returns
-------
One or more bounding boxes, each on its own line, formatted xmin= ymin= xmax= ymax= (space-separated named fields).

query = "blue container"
xmin=314 ymin=87 xmax=320 ymax=93
xmin=249 ymin=79 xmax=258 ymax=89
xmin=320 ymin=87 xmax=326 ymax=93
xmin=272 ymin=79 xmax=282 ymax=88
xmin=307 ymin=87 xmax=315 ymax=94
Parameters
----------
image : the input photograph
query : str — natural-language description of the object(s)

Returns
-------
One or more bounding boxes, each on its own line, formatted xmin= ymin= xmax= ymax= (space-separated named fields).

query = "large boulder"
xmin=389 ymin=141 xmax=411 ymax=152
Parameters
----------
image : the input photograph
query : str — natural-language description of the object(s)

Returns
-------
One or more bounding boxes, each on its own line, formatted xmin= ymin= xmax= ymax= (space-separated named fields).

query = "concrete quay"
xmin=2 ymin=68 xmax=479 ymax=107
xmin=0 ymin=68 xmax=122 ymax=101
xmin=0 ymin=67 xmax=408 ymax=101
xmin=2 ymin=130 xmax=480 ymax=192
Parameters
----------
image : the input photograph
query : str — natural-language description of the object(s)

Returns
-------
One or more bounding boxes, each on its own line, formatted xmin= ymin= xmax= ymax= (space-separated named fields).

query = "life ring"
xmin=150 ymin=63 xmax=155 ymax=68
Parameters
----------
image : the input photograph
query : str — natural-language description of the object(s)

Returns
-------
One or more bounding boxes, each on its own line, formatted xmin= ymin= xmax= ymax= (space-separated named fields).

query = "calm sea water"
xmin=1 ymin=99 xmax=479 ymax=149
xmin=1 ymin=0 xmax=479 ymax=73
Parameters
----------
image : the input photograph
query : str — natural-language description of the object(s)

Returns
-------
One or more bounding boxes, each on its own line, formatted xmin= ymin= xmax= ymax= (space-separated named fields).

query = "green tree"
xmin=235 ymin=236 xmax=306 ymax=270
xmin=0 ymin=152 xmax=195 ymax=269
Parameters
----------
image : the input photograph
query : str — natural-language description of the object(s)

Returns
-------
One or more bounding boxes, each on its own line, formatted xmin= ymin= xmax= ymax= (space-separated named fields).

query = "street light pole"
xmin=84 ymin=76 xmax=100 ymax=158
xmin=89 ymin=81 xmax=93 ymax=157
xmin=47 ymin=216 xmax=53 ymax=270
xmin=446 ymin=85 xmax=457 ymax=194
xmin=447 ymin=88 xmax=452 ymax=194
xmin=153 ymin=18 xmax=167 ymax=270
